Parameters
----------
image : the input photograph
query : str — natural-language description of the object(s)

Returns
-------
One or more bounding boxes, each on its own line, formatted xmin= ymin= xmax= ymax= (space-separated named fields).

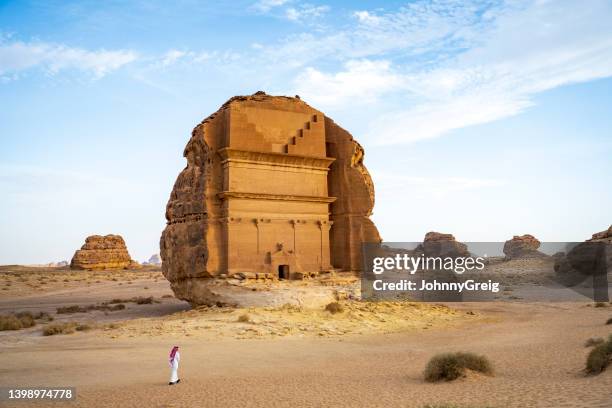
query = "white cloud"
xmin=292 ymin=59 xmax=404 ymax=106
xmin=0 ymin=40 xmax=137 ymax=79
xmin=252 ymin=0 xmax=290 ymax=13
xmin=352 ymin=11 xmax=382 ymax=25
xmin=285 ymin=4 xmax=329 ymax=21
xmin=275 ymin=0 xmax=612 ymax=144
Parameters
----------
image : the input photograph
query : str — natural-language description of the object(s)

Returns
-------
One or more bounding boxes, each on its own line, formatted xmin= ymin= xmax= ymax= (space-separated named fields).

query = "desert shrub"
xmin=424 ymin=352 xmax=493 ymax=382
xmin=422 ymin=405 xmax=494 ymax=408
xmin=325 ymin=302 xmax=344 ymax=314
xmin=0 ymin=315 xmax=24 ymax=331
xmin=14 ymin=311 xmax=36 ymax=328
xmin=585 ymin=335 xmax=612 ymax=374
xmin=134 ymin=296 xmax=154 ymax=304
xmin=162 ymin=294 xmax=173 ymax=298
xmin=606 ymin=317 xmax=612 ymax=325
xmin=57 ymin=303 xmax=126 ymax=314
xmin=594 ymin=302 xmax=608 ymax=308
xmin=237 ymin=313 xmax=251 ymax=323
xmin=43 ymin=322 xmax=77 ymax=336
xmin=585 ymin=337 xmax=604 ymax=347
xmin=33 ymin=311 xmax=53 ymax=321
xmin=57 ymin=305 xmax=87 ymax=314
xmin=75 ymin=323 xmax=92 ymax=331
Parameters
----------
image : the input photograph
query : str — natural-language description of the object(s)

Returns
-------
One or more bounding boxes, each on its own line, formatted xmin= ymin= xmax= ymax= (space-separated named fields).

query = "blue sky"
xmin=0 ymin=0 xmax=611 ymax=264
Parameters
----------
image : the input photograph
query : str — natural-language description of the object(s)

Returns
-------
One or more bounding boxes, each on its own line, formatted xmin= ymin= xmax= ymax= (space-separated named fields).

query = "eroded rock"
xmin=503 ymin=234 xmax=544 ymax=259
xmin=160 ymin=92 xmax=380 ymax=305
xmin=417 ymin=232 xmax=470 ymax=258
xmin=70 ymin=234 xmax=136 ymax=270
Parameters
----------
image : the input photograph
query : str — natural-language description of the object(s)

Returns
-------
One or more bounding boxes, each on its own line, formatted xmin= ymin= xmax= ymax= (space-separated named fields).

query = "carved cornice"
xmin=217 ymin=148 xmax=335 ymax=170
xmin=218 ymin=191 xmax=336 ymax=203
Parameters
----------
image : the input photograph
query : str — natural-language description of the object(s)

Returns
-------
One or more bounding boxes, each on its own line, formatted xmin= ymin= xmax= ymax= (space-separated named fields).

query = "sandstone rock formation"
xmin=143 ymin=254 xmax=161 ymax=265
xmin=160 ymin=92 xmax=380 ymax=305
xmin=70 ymin=234 xmax=136 ymax=270
xmin=588 ymin=225 xmax=612 ymax=243
xmin=553 ymin=226 xmax=611 ymax=302
xmin=416 ymin=232 xmax=470 ymax=258
xmin=503 ymin=234 xmax=543 ymax=259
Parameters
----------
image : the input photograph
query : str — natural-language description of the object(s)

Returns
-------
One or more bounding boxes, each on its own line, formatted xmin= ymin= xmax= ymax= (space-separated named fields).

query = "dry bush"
xmin=43 ymin=322 xmax=77 ymax=336
xmin=161 ymin=294 xmax=173 ymax=299
xmin=586 ymin=335 xmax=612 ymax=374
xmin=57 ymin=303 xmax=126 ymax=314
xmin=107 ymin=296 xmax=155 ymax=305
xmin=424 ymin=352 xmax=493 ymax=382
xmin=585 ymin=337 xmax=605 ymax=347
xmin=237 ymin=313 xmax=251 ymax=323
xmin=75 ymin=323 xmax=93 ymax=331
xmin=0 ymin=312 xmax=38 ymax=331
xmin=325 ymin=302 xmax=344 ymax=314
xmin=606 ymin=317 xmax=612 ymax=325
xmin=594 ymin=302 xmax=608 ymax=308
xmin=0 ymin=315 xmax=25 ymax=331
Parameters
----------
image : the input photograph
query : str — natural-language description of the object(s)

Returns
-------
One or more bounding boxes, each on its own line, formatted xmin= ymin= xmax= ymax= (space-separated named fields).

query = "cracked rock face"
xmin=160 ymin=92 xmax=380 ymax=305
xmin=70 ymin=234 xmax=136 ymax=270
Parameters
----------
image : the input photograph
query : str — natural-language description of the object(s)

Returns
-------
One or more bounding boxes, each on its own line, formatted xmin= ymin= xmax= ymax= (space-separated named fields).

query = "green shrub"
xmin=585 ymin=335 xmax=612 ymax=374
xmin=325 ymin=301 xmax=344 ymax=314
xmin=424 ymin=352 xmax=493 ymax=382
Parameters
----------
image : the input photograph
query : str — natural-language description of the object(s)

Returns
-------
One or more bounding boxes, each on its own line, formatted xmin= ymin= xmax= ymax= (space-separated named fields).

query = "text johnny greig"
xmin=370 ymin=254 xmax=501 ymax=294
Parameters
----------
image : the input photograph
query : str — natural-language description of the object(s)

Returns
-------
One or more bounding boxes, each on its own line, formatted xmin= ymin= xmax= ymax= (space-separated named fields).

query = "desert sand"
xmin=1 ymin=265 xmax=611 ymax=408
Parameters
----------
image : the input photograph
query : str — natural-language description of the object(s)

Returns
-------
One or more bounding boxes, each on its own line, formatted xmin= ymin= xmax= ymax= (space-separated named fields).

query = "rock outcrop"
xmin=417 ymin=232 xmax=470 ymax=258
xmin=503 ymin=234 xmax=544 ymax=259
xmin=143 ymin=254 xmax=161 ymax=265
xmin=160 ymin=92 xmax=380 ymax=305
xmin=70 ymin=235 xmax=136 ymax=270
xmin=588 ymin=225 xmax=612 ymax=243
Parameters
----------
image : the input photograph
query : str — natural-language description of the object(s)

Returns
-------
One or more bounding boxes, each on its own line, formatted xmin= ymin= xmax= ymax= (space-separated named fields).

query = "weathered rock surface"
xmin=588 ymin=225 xmax=612 ymax=243
xmin=70 ymin=235 xmax=136 ymax=270
xmin=503 ymin=234 xmax=544 ymax=259
xmin=417 ymin=232 xmax=470 ymax=258
xmin=160 ymin=92 xmax=380 ymax=305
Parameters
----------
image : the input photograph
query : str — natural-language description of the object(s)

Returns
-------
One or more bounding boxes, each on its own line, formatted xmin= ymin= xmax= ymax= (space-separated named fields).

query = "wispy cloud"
xmin=0 ymin=38 xmax=137 ymax=80
xmin=279 ymin=0 xmax=612 ymax=143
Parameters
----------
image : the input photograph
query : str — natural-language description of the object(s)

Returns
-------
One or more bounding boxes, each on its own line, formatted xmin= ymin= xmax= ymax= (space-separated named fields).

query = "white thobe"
xmin=170 ymin=351 xmax=180 ymax=383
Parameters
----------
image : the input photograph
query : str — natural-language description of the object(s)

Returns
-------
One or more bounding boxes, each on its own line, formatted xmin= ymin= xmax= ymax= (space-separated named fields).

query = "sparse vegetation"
xmin=161 ymin=294 xmax=173 ymax=298
xmin=585 ymin=337 xmax=604 ymax=347
xmin=325 ymin=301 xmax=344 ymax=314
xmin=606 ymin=317 xmax=612 ymax=325
xmin=0 ymin=311 xmax=46 ymax=331
xmin=43 ymin=322 xmax=77 ymax=336
xmin=585 ymin=335 xmax=612 ymax=374
xmin=107 ymin=296 xmax=156 ymax=305
xmin=594 ymin=302 xmax=608 ymax=308
xmin=237 ymin=313 xmax=251 ymax=323
xmin=424 ymin=352 xmax=493 ymax=382
xmin=56 ymin=303 xmax=125 ymax=314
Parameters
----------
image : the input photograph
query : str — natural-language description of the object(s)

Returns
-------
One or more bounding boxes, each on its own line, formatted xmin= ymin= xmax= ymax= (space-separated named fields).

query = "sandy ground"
xmin=0 ymin=266 xmax=611 ymax=408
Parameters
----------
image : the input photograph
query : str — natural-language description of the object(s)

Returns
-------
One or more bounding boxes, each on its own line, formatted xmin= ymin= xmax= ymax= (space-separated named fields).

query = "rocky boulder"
xmin=503 ymin=234 xmax=544 ymax=259
xmin=588 ymin=225 xmax=612 ymax=243
xmin=70 ymin=234 xmax=136 ymax=270
xmin=417 ymin=232 xmax=470 ymax=258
